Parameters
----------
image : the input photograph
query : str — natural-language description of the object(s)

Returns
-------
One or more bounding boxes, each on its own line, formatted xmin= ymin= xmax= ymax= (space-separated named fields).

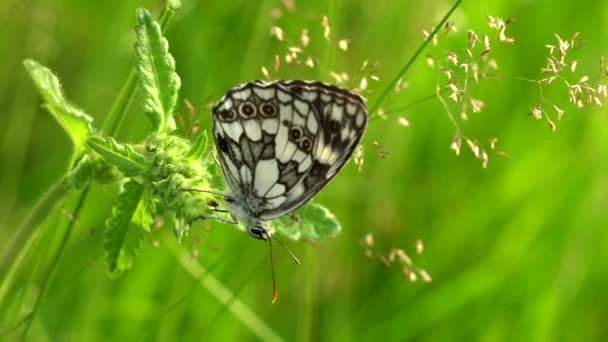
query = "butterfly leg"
xmin=191 ymin=213 xmax=238 ymax=225
xmin=181 ymin=188 xmax=231 ymax=198
xmin=208 ymin=146 xmax=221 ymax=166
xmin=288 ymin=213 xmax=301 ymax=223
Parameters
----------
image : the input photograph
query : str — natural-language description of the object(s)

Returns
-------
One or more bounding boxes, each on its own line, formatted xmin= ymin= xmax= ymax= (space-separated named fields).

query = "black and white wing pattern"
xmin=211 ymin=80 xmax=367 ymax=221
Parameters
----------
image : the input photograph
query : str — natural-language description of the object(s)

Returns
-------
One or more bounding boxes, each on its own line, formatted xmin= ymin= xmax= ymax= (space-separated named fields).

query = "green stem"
xmin=369 ymin=91 xmax=446 ymax=122
xmin=297 ymin=245 xmax=318 ymax=342
xmin=0 ymin=176 xmax=69 ymax=277
xmin=101 ymin=71 xmax=139 ymax=135
xmin=368 ymin=0 xmax=464 ymax=117
xmin=20 ymin=187 xmax=90 ymax=340
xmin=163 ymin=232 xmax=284 ymax=342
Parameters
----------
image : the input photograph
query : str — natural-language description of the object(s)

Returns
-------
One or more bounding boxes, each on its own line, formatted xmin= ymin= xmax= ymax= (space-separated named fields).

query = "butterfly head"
xmin=247 ymin=225 xmax=270 ymax=240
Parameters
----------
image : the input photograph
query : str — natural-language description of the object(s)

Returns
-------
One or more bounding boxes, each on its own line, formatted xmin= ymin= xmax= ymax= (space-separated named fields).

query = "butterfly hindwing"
xmin=257 ymin=81 xmax=367 ymax=219
xmin=212 ymin=80 xmax=367 ymax=220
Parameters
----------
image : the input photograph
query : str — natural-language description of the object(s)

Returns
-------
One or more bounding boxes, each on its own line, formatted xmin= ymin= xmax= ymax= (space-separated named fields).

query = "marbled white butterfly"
xmin=188 ymin=80 xmax=367 ymax=301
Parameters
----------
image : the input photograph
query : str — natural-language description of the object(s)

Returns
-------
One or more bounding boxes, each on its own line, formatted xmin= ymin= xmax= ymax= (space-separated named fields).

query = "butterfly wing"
xmin=211 ymin=81 xmax=285 ymax=198
xmin=212 ymin=80 xmax=367 ymax=220
xmin=257 ymin=80 xmax=367 ymax=219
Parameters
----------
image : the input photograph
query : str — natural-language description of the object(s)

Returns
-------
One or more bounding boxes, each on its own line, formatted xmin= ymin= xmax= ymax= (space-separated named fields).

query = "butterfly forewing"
xmin=212 ymin=80 xmax=367 ymax=220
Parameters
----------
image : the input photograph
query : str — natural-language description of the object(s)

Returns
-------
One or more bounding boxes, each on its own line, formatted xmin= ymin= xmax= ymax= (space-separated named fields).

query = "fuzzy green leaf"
xmin=134 ymin=8 xmax=181 ymax=132
xmin=274 ymin=203 xmax=341 ymax=241
xmin=184 ymin=130 xmax=208 ymax=161
xmin=104 ymin=180 xmax=154 ymax=277
xmin=88 ymin=136 xmax=148 ymax=177
xmin=173 ymin=217 xmax=190 ymax=241
xmin=24 ymin=59 xmax=94 ymax=156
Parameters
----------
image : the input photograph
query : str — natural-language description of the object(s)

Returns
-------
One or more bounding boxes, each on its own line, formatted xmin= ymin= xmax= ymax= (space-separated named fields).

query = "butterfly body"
xmin=211 ymin=80 xmax=367 ymax=239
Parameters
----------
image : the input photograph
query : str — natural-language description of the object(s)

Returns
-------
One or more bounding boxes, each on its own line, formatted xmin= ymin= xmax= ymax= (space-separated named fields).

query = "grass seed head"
xmin=450 ymin=134 xmax=462 ymax=156
xmin=305 ymin=56 xmax=314 ymax=68
xmin=282 ymin=0 xmax=295 ymax=11
xmin=338 ymin=39 xmax=349 ymax=51
xmin=322 ymin=15 xmax=331 ymax=40
xmin=353 ymin=144 xmax=364 ymax=172
xmin=270 ymin=25 xmax=284 ymax=41
xmin=419 ymin=269 xmax=433 ymax=282
xmin=300 ymin=29 xmax=310 ymax=47
xmin=261 ymin=66 xmax=270 ymax=80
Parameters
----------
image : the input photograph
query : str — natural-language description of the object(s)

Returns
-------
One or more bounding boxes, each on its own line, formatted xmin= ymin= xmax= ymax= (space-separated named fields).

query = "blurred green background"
xmin=1 ymin=0 xmax=608 ymax=341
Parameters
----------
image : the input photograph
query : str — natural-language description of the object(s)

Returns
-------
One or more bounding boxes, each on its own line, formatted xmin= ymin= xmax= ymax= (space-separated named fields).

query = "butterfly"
xmin=187 ymin=80 xmax=367 ymax=302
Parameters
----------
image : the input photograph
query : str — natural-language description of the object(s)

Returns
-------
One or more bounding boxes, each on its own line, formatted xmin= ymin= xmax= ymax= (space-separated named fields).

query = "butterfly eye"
xmin=249 ymin=226 xmax=267 ymax=240
xmin=238 ymin=101 xmax=257 ymax=119
xmin=218 ymin=108 xmax=236 ymax=121
xmin=260 ymin=103 xmax=277 ymax=117
xmin=299 ymin=136 xmax=312 ymax=152
xmin=289 ymin=126 xmax=304 ymax=142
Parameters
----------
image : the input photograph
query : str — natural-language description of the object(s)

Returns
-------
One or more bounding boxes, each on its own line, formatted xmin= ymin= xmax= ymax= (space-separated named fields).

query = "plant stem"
xmin=368 ymin=0 xmax=464 ymax=117
xmin=20 ymin=187 xmax=90 ymax=339
xmin=369 ymin=92 xmax=439 ymax=122
xmin=101 ymin=71 xmax=139 ymax=135
xmin=297 ymin=245 xmax=318 ymax=342
xmin=0 ymin=176 xmax=68 ymax=277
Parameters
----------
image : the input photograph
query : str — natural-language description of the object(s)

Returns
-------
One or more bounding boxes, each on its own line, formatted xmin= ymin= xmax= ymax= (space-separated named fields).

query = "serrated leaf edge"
xmin=133 ymin=8 xmax=181 ymax=132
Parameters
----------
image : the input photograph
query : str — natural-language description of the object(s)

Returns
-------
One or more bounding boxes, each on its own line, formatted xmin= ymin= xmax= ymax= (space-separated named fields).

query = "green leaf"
xmin=172 ymin=216 xmax=190 ymax=241
xmin=134 ymin=8 xmax=181 ymax=132
xmin=274 ymin=203 xmax=341 ymax=241
xmin=88 ymin=136 xmax=148 ymax=177
xmin=136 ymin=188 xmax=156 ymax=233
xmin=184 ymin=130 xmax=208 ymax=160
xmin=104 ymin=180 xmax=154 ymax=277
xmin=23 ymin=59 xmax=94 ymax=157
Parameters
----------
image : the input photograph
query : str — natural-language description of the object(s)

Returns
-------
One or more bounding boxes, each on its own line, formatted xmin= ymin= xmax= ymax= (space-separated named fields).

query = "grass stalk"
xmin=0 ymin=176 xmax=68 ymax=277
xmin=368 ymin=0 xmax=464 ymax=117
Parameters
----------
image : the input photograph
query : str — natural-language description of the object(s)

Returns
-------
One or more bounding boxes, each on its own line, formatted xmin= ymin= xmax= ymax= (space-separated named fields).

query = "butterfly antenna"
xmin=273 ymin=234 xmax=301 ymax=265
xmin=267 ymin=236 xmax=278 ymax=304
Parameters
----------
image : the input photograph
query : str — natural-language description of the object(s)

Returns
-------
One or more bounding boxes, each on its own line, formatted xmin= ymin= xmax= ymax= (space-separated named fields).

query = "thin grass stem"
xmin=368 ymin=0 xmax=464 ymax=117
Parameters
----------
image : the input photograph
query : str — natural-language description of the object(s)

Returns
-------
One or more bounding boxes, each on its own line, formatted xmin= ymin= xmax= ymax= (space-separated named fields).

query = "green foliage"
xmin=184 ymin=130 xmax=208 ymax=161
xmin=134 ymin=7 xmax=181 ymax=132
xmin=275 ymin=203 xmax=341 ymax=241
xmin=63 ymin=155 xmax=120 ymax=189
xmin=87 ymin=136 xmax=148 ymax=177
xmin=23 ymin=59 xmax=93 ymax=160
xmin=11 ymin=2 xmax=608 ymax=341
xmin=104 ymin=180 xmax=153 ymax=277
xmin=16 ymin=3 xmax=346 ymax=290
xmin=144 ymin=134 xmax=213 ymax=239
xmin=80 ymin=5 xmax=215 ymax=275
xmin=63 ymin=155 xmax=97 ymax=189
